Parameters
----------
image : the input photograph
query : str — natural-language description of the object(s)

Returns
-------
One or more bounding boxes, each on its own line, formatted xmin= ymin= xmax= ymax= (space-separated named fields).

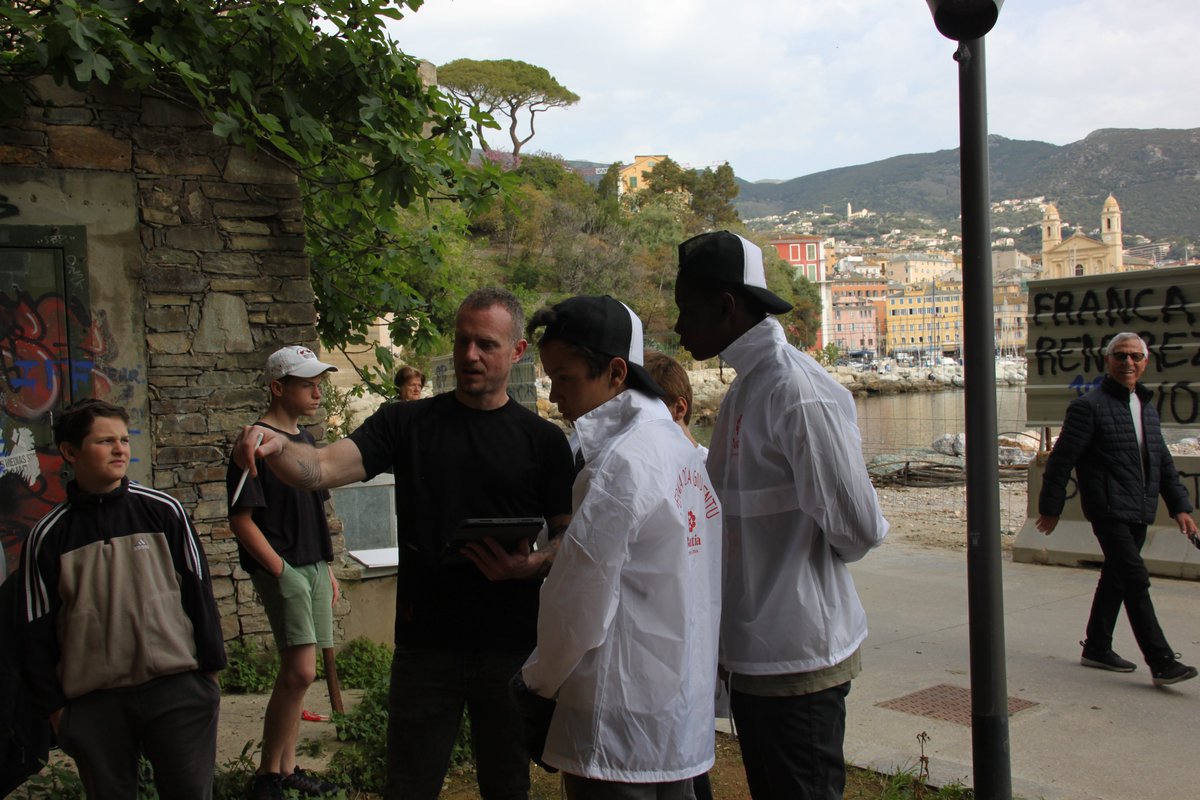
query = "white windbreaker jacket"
xmin=711 ymin=318 xmax=888 ymax=675
xmin=522 ymin=389 xmax=722 ymax=782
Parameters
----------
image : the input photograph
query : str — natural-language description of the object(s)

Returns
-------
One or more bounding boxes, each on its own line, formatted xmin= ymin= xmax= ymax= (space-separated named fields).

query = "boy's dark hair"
xmin=53 ymin=399 xmax=129 ymax=447
xmin=643 ymin=351 xmax=694 ymax=425
xmin=527 ymin=307 xmax=611 ymax=378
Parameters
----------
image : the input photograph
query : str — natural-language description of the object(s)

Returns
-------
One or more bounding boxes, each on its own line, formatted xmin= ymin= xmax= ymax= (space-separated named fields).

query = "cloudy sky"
xmin=388 ymin=0 xmax=1200 ymax=183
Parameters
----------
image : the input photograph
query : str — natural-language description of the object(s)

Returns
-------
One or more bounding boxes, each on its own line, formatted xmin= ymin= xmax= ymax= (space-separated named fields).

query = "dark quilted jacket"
xmin=1039 ymin=376 xmax=1193 ymax=523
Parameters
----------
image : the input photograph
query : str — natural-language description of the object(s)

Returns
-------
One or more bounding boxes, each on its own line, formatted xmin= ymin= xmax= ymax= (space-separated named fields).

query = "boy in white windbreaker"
xmin=517 ymin=295 xmax=722 ymax=799
xmin=673 ymin=231 xmax=888 ymax=800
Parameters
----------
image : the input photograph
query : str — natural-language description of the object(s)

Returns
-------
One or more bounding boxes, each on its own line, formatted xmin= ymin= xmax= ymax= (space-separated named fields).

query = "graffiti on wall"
xmin=1026 ymin=268 xmax=1200 ymax=427
xmin=0 ymin=287 xmax=138 ymax=575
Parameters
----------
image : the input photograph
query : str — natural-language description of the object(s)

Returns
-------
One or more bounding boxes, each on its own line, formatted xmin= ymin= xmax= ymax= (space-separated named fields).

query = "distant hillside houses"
xmin=759 ymin=192 xmax=1184 ymax=359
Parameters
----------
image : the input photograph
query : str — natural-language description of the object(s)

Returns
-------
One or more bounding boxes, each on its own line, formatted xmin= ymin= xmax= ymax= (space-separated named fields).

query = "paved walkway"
xmin=845 ymin=539 xmax=1200 ymax=800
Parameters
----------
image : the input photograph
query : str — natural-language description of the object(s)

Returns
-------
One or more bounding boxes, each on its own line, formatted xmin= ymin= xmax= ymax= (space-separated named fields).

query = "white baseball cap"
xmin=265 ymin=346 xmax=338 ymax=382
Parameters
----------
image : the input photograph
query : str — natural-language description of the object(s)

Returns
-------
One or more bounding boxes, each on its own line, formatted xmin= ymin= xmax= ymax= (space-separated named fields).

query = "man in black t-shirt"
xmin=227 ymin=345 xmax=342 ymax=799
xmin=233 ymin=289 xmax=574 ymax=800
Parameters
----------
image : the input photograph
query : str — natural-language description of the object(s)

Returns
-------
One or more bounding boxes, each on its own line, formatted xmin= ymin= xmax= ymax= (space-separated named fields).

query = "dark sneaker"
xmin=281 ymin=766 xmax=340 ymax=797
xmin=1151 ymin=658 xmax=1199 ymax=687
xmin=1080 ymin=650 xmax=1137 ymax=673
xmin=249 ymin=772 xmax=284 ymax=800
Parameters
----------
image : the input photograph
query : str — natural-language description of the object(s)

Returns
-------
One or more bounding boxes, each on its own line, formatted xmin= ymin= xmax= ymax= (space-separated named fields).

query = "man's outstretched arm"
xmin=232 ymin=425 xmax=367 ymax=491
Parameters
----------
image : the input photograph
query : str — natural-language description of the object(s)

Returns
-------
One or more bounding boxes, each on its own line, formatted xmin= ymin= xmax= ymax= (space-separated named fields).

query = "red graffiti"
xmin=1 ymin=288 xmax=116 ymax=576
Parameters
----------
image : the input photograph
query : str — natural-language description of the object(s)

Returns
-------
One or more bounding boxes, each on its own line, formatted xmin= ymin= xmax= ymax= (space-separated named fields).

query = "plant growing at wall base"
xmin=219 ymin=638 xmax=279 ymax=695
xmin=334 ymin=637 xmax=394 ymax=690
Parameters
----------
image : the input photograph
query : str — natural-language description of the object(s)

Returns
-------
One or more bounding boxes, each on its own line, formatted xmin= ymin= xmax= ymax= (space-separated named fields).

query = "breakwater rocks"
xmin=684 ymin=361 xmax=1026 ymax=428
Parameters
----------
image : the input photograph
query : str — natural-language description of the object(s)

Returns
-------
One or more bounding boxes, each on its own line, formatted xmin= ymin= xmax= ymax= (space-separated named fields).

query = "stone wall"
xmin=0 ymin=77 xmax=349 ymax=643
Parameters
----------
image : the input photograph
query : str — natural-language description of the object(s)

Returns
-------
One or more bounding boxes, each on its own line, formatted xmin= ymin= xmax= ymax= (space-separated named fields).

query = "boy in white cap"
xmin=514 ymin=295 xmax=722 ymax=800
xmin=673 ymin=231 xmax=888 ymax=800
xmin=226 ymin=345 xmax=341 ymax=798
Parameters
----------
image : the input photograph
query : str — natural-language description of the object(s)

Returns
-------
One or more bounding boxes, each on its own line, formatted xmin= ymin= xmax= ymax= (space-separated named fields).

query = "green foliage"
xmin=855 ymin=731 xmax=975 ymax=800
xmin=472 ymin=154 xmax=635 ymax=300
xmin=220 ymin=638 xmax=279 ymax=694
xmin=211 ymin=741 xmax=261 ymax=800
xmin=634 ymin=157 xmax=741 ymax=234
xmin=297 ymin=737 xmax=325 ymax=759
xmin=0 ymin=0 xmax=506 ymax=363
xmin=438 ymin=58 xmax=579 ymax=157
xmin=7 ymin=761 xmax=85 ymax=799
xmin=816 ymin=342 xmax=842 ymax=366
xmin=334 ymin=637 xmax=394 ymax=690
xmin=784 ymin=275 xmax=823 ymax=349
xmin=327 ymin=642 xmax=474 ymax=792
xmin=320 ymin=382 xmax=359 ymax=443
xmin=327 ymin=671 xmax=389 ymax=791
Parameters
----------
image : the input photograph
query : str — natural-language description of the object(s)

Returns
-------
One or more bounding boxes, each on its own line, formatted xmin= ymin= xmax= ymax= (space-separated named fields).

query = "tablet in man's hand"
xmin=447 ymin=517 xmax=545 ymax=560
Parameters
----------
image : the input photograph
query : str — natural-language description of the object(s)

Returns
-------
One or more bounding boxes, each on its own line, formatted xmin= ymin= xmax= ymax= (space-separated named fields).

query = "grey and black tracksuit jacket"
xmin=15 ymin=478 xmax=226 ymax=716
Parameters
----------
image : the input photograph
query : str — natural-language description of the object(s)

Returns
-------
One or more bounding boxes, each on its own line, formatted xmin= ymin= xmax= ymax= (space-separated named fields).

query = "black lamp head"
xmin=925 ymin=0 xmax=1004 ymax=41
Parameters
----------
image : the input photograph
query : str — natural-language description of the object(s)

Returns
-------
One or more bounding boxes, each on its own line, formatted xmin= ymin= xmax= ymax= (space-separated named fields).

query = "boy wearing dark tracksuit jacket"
xmin=15 ymin=399 xmax=226 ymax=799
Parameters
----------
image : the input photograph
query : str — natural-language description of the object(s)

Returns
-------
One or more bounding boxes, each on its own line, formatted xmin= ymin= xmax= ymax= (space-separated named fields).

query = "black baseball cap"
xmin=677 ymin=230 xmax=793 ymax=314
xmin=538 ymin=296 xmax=666 ymax=397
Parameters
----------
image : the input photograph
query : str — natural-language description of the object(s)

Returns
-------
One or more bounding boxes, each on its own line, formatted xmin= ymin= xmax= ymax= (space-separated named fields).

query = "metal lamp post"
xmin=923 ymin=2 xmax=1012 ymax=799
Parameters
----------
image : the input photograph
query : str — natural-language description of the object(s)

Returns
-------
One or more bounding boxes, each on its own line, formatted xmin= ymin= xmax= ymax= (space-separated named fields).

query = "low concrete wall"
xmin=1013 ymin=455 xmax=1200 ymax=580
xmin=338 ymin=574 xmax=397 ymax=647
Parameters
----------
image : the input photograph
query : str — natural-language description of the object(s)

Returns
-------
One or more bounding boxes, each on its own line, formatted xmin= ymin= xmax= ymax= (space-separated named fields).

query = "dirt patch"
xmin=216 ymin=688 xmax=361 ymax=773
xmin=876 ymin=481 xmax=1030 ymax=552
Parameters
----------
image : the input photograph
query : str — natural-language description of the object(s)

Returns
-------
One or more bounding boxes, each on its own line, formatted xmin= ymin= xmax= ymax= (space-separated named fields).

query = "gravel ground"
xmin=876 ymin=480 xmax=1031 ymax=552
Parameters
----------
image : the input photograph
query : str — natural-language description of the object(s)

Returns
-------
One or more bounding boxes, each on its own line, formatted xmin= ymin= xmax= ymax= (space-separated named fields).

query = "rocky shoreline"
xmin=650 ymin=360 xmax=1027 ymax=429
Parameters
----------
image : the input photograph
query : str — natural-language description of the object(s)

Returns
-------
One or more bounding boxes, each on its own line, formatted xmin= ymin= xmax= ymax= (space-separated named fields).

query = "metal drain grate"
xmin=876 ymin=683 xmax=1038 ymax=726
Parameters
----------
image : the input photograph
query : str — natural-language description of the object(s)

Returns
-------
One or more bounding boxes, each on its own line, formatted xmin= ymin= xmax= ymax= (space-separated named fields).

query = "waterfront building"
xmin=884 ymin=282 xmax=964 ymax=361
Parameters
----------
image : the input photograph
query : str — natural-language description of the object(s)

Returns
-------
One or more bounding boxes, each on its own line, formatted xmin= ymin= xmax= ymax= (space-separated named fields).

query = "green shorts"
xmin=250 ymin=561 xmax=334 ymax=650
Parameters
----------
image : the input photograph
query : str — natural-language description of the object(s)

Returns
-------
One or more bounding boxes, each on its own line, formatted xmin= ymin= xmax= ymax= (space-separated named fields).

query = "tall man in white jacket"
xmin=673 ymin=231 xmax=889 ymax=800
xmin=517 ymin=295 xmax=722 ymax=800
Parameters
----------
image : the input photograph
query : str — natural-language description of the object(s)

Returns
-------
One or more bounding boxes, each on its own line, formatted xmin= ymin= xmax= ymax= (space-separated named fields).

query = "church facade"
xmin=1040 ymin=195 xmax=1126 ymax=280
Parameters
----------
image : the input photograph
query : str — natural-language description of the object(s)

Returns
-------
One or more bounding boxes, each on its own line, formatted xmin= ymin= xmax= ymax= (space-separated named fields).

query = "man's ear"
xmin=269 ymin=379 xmax=285 ymax=399
xmin=670 ymin=395 xmax=689 ymax=424
xmin=59 ymin=441 xmax=77 ymax=466
xmin=609 ymin=357 xmax=629 ymax=389
xmin=512 ymin=338 xmax=529 ymax=362
xmin=717 ymin=289 xmax=738 ymax=324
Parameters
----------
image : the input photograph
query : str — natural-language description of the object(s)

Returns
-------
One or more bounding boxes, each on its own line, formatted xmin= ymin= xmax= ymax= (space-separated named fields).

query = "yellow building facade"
xmin=885 ymin=283 xmax=964 ymax=359
xmin=618 ymin=154 xmax=668 ymax=194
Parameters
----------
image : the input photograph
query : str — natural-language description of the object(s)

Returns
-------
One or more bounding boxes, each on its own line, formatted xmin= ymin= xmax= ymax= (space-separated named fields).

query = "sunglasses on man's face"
xmin=1109 ymin=352 xmax=1145 ymax=362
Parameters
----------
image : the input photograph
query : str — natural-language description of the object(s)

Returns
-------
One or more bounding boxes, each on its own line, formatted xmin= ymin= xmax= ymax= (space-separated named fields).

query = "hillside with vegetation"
xmin=461 ymin=155 xmax=822 ymax=346
xmin=735 ymin=128 xmax=1200 ymax=242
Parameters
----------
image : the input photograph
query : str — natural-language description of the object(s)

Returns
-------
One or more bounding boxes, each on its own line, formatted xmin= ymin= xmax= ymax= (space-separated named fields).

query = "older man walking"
xmin=1037 ymin=331 xmax=1198 ymax=687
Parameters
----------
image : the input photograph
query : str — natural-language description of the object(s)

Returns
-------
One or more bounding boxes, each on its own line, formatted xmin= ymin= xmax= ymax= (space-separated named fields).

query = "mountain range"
xmin=728 ymin=128 xmax=1200 ymax=241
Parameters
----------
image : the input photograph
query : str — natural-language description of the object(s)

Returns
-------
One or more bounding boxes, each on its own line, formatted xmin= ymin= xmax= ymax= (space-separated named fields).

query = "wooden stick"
xmin=322 ymin=646 xmax=344 ymax=714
